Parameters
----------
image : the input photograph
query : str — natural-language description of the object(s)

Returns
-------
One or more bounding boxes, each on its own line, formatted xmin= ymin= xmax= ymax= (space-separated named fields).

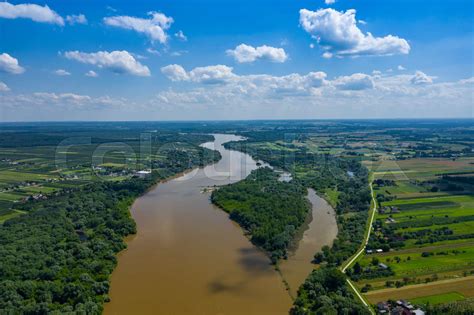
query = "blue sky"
xmin=0 ymin=0 xmax=473 ymax=121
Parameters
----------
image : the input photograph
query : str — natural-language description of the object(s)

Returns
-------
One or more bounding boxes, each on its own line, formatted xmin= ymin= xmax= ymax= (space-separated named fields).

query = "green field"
xmin=411 ymin=292 xmax=465 ymax=306
xmin=356 ymin=153 xmax=474 ymax=305
xmin=377 ymin=195 xmax=474 ymax=224
xmin=359 ymin=245 xmax=474 ymax=278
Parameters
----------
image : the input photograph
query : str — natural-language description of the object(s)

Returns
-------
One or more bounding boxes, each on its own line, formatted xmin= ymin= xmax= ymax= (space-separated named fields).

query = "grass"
xmin=359 ymin=245 xmax=474 ymax=278
xmin=410 ymin=292 xmax=465 ymax=306
xmin=324 ymin=188 xmax=339 ymax=208
xmin=400 ymin=221 xmax=474 ymax=235
xmin=0 ymin=209 xmax=26 ymax=224
xmin=365 ymin=276 xmax=474 ymax=304
xmin=372 ymin=158 xmax=474 ymax=180
xmin=376 ymin=194 xmax=474 ymax=224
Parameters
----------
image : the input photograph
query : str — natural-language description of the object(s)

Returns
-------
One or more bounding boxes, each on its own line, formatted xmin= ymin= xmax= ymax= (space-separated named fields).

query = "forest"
xmin=212 ymin=167 xmax=310 ymax=263
xmin=290 ymin=268 xmax=371 ymax=315
xmin=0 ymin=126 xmax=219 ymax=313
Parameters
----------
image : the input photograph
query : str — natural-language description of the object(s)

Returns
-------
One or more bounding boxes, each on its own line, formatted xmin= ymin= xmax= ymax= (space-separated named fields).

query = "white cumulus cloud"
xmin=161 ymin=64 xmax=329 ymax=97
xmin=66 ymin=14 xmax=87 ymax=25
xmin=161 ymin=64 xmax=189 ymax=82
xmin=174 ymin=30 xmax=187 ymax=41
xmin=459 ymin=77 xmax=474 ymax=85
xmin=333 ymin=73 xmax=374 ymax=90
xmin=226 ymin=44 xmax=288 ymax=63
xmin=54 ymin=69 xmax=71 ymax=76
xmin=0 ymin=1 xmax=64 ymax=25
xmin=152 ymin=68 xmax=473 ymax=119
xmin=104 ymin=12 xmax=173 ymax=43
xmin=0 ymin=53 xmax=25 ymax=74
xmin=0 ymin=82 xmax=10 ymax=92
xmin=325 ymin=0 xmax=336 ymax=4
xmin=64 ymin=50 xmax=151 ymax=76
xmin=162 ymin=64 xmax=237 ymax=84
xmin=299 ymin=8 xmax=410 ymax=58
xmin=410 ymin=71 xmax=434 ymax=85
xmin=85 ymin=70 xmax=98 ymax=77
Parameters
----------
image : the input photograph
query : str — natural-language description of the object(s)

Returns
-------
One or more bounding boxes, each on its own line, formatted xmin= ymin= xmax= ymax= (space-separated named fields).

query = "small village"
xmin=376 ymin=299 xmax=425 ymax=315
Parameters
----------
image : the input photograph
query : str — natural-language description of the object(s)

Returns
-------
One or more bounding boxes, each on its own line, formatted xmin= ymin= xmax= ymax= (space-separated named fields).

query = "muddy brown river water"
xmin=104 ymin=134 xmax=337 ymax=315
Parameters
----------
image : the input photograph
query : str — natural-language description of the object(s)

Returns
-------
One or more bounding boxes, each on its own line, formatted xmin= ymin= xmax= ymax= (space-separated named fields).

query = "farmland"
xmin=0 ymin=123 xmax=217 ymax=223
xmin=348 ymin=146 xmax=474 ymax=310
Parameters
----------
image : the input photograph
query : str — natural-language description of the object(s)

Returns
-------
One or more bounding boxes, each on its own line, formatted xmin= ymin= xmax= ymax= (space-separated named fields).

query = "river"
xmin=278 ymin=189 xmax=338 ymax=298
xmin=104 ymin=134 xmax=337 ymax=315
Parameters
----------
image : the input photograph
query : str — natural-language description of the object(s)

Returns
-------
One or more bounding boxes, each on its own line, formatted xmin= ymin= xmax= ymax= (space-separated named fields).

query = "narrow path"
xmin=341 ymin=179 xmax=377 ymax=273
xmin=340 ymin=176 xmax=377 ymax=314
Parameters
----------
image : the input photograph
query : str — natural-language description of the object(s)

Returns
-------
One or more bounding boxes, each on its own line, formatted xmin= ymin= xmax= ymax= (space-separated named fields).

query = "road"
xmin=341 ymin=179 xmax=377 ymax=314
xmin=342 ymin=180 xmax=377 ymax=272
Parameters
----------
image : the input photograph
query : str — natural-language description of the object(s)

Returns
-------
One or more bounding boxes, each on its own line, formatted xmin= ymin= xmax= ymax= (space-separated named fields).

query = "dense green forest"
xmin=290 ymin=268 xmax=371 ymax=315
xmin=212 ymin=167 xmax=310 ymax=262
xmin=0 ymin=128 xmax=219 ymax=314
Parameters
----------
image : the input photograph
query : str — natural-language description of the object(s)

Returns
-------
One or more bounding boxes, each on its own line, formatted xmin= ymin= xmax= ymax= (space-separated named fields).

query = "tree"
xmin=353 ymin=262 xmax=362 ymax=274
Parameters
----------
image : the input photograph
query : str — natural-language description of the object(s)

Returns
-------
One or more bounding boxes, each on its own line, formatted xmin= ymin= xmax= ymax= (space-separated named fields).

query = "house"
xmin=135 ymin=170 xmax=152 ymax=178
xmin=376 ymin=302 xmax=390 ymax=314
xmin=377 ymin=299 xmax=425 ymax=315
xmin=386 ymin=217 xmax=397 ymax=224
xmin=390 ymin=306 xmax=411 ymax=315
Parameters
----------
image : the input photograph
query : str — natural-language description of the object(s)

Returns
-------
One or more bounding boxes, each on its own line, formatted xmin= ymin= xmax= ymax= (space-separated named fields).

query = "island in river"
xmin=105 ymin=134 xmax=338 ymax=315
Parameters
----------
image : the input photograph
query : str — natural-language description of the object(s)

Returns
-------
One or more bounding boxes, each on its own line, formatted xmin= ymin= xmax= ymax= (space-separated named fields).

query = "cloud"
xmin=174 ymin=30 xmax=187 ymax=41
xmin=0 ymin=1 xmax=64 ymax=25
xmin=0 ymin=53 xmax=25 ymax=74
xmin=161 ymin=64 xmax=189 ymax=82
xmin=147 ymin=48 xmax=161 ymax=56
xmin=226 ymin=44 xmax=288 ymax=63
xmin=104 ymin=12 xmax=173 ymax=43
xmin=66 ymin=14 xmax=87 ymax=25
xmin=459 ymin=77 xmax=474 ymax=85
xmin=325 ymin=0 xmax=336 ymax=4
xmin=410 ymin=71 xmax=434 ymax=85
xmin=189 ymin=65 xmax=238 ymax=84
xmin=152 ymin=69 xmax=473 ymax=119
xmin=54 ymin=69 xmax=71 ymax=76
xmin=299 ymin=8 xmax=410 ymax=57
xmin=1 ymin=92 xmax=129 ymax=110
xmin=64 ymin=50 xmax=151 ymax=76
xmin=397 ymin=65 xmax=406 ymax=71
xmin=161 ymin=64 xmax=328 ymax=97
xmin=333 ymin=73 xmax=374 ymax=90
xmin=162 ymin=64 xmax=237 ymax=84
xmin=85 ymin=70 xmax=98 ymax=77
xmin=33 ymin=92 xmax=91 ymax=103
xmin=0 ymin=82 xmax=10 ymax=92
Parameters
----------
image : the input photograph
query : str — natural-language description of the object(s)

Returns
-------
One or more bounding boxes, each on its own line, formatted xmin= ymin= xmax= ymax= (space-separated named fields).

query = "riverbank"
xmin=278 ymin=189 xmax=338 ymax=298
xmin=104 ymin=134 xmax=292 ymax=315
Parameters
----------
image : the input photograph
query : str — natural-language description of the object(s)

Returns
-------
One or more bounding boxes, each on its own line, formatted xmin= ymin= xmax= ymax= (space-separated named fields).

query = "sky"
xmin=0 ymin=0 xmax=473 ymax=121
